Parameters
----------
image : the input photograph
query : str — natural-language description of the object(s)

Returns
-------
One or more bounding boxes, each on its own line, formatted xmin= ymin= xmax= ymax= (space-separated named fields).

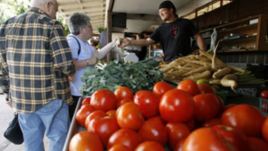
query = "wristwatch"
xmin=86 ymin=60 xmax=91 ymax=65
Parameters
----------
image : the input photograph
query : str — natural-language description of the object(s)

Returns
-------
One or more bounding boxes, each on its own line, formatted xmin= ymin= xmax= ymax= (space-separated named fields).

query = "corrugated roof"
xmin=57 ymin=0 xmax=106 ymax=32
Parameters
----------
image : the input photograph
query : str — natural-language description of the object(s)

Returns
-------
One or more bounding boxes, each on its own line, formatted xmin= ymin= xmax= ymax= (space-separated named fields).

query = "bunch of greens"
xmin=81 ymin=59 xmax=163 ymax=96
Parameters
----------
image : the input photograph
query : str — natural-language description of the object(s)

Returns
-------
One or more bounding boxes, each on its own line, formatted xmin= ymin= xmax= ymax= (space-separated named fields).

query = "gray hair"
xmin=68 ymin=13 xmax=91 ymax=35
xmin=30 ymin=0 xmax=53 ymax=7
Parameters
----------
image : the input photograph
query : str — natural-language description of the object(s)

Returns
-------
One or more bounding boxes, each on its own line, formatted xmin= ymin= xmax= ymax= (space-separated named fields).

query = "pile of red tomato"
xmin=69 ymin=79 xmax=268 ymax=151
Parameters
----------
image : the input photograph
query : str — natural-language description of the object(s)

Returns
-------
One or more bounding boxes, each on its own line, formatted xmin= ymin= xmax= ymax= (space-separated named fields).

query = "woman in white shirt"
xmin=67 ymin=13 xmax=118 ymax=118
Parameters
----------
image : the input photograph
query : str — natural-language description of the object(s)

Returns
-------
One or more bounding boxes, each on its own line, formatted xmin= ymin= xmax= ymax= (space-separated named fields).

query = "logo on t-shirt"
xmin=171 ymin=25 xmax=178 ymax=38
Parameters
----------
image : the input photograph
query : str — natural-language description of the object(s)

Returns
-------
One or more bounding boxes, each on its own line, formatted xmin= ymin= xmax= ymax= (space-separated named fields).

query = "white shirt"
xmin=67 ymin=34 xmax=95 ymax=96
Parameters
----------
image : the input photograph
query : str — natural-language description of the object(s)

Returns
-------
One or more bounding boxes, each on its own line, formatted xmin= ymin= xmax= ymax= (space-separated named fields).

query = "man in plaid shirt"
xmin=0 ymin=0 xmax=75 ymax=150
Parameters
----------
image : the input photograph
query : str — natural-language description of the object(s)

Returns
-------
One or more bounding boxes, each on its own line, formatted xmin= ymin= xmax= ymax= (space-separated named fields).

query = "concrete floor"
xmin=0 ymin=94 xmax=23 ymax=151
xmin=0 ymin=94 xmax=48 ymax=151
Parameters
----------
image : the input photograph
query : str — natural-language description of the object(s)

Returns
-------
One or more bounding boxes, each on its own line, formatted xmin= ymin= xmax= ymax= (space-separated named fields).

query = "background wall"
xmin=194 ymin=0 xmax=268 ymax=29
xmin=125 ymin=19 xmax=159 ymax=33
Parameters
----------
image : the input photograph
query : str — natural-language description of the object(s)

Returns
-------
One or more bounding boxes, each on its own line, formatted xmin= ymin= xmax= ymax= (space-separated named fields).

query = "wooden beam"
xmin=59 ymin=1 xmax=105 ymax=10
xmin=62 ymin=8 xmax=105 ymax=16
xmin=63 ymin=12 xmax=105 ymax=18
xmin=106 ymin=0 xmax=115 ymax=61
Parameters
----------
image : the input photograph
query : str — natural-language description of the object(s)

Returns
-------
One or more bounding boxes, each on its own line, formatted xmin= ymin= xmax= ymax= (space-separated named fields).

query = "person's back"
xmin=2 ymin=8 xmax=74 ymax=111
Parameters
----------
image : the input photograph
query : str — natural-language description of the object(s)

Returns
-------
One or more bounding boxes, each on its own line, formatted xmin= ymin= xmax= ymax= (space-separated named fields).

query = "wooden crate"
xmin=63 ymin=97 xmax=83 ymax=151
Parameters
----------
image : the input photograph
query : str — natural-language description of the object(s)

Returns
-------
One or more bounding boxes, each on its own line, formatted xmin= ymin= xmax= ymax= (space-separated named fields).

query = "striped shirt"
xmin=0 ymin=7 xmax=75 ymax=113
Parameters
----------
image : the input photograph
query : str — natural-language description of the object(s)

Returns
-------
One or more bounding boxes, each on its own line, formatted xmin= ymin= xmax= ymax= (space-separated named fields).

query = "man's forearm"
xmin=195 ymin=34 xmax=206 ymax=51
xmin=130 ymin=38 xmax=154 ymax=46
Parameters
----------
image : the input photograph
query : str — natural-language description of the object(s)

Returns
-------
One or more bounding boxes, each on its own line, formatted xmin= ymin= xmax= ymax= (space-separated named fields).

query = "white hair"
xmin=30 ymin=0 xmax=54 ymax=7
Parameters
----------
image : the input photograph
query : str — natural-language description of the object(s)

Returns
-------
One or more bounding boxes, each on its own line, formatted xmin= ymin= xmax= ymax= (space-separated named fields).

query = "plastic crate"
xmin=259 ymin=98 xmax=268 ymax=115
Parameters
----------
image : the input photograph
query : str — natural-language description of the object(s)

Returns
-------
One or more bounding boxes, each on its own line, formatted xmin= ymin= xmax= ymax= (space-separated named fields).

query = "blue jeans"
xmin=18 ymin=99 xmax=70 ymax=151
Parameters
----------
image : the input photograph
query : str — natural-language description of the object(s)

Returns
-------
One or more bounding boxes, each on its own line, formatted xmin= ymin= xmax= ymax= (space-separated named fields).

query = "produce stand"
xmin=63 ymin=98 xmax=83 ymax=151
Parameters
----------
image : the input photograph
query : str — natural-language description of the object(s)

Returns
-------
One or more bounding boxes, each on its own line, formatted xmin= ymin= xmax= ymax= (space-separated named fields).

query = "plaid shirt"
xmin=0 ymin=8 xmax=75 ymax=113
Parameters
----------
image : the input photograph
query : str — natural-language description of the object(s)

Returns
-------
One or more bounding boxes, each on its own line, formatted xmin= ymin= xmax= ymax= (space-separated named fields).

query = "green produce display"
xmin=81 ymin=59 xmax=163 ymax=96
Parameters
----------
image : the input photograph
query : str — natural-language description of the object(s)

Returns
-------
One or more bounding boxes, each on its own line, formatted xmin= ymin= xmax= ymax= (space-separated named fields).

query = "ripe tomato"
xmin=106 ymin=110 xmax=116 ymax=118
xmin=116 ymin=102 xmax=144 ymax=130
xmin=203 ymin=118 xmax=222 ymax=127
xmin=159 ymin=89 xmax=194 ymax=123
xmin=260 ymin=90 xmax=268 ymax=99
xmin=108 ymin=144 xmax=130 ymax=151
xmin=174 ymin=139 xmax=185 ymax=151
xmin=139 ymin=117 xmax=168 ymax=145
xmin=75 ymin=104 xmax=95 ymax=127
xmin=153 ymin=81 xmax=174 ymax=96
xmin=90 ymin=89 xmax=117 ymax=111
xmin=221 ymin=104 xmax=265 ymax=137
xmin=166 ymin=123 xmax=190 ymax=149
xmin=247 ymin=137 xmax=268 ymax=151
xmin=135 ymin=141 xmax=165 ymax=151
xmin=108 ymin=128 xmax=142 ymax=150
xmin=197 ymin=83 xmax=214 ymax=94
xmin=177 ymin=79 xmax=200 ymax=96
xmin=82 ymin=97 xmax=91 ymax=105
xmin=182 ymin=125 xmax=248 ymax=151
xmin=117 ymin=98 xmax=132 ymax=107
xmin=114 ymin=86 xmax=133 ymax=101
xmin=69 ymin=131 xmax=103 ymax=151
xmin=134 ymin=90 xmax=160 ymax=118
xmin=88 ymin=115 xmax=119 ymax=145
xmin=193 ymin=93 xmax=222 ymax=122
xmin=85 ymin=110 xmax=106 ymax=130
xmin=262 ymin=117 xmax=268 ymax=142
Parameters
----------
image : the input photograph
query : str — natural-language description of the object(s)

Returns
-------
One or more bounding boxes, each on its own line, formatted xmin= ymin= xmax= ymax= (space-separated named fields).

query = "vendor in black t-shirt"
xmin=121 ymin=0 xmax=206 ymax=62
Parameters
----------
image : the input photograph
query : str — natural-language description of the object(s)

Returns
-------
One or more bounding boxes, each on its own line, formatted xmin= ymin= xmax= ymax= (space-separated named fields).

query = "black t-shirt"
xmin=150 ymin=18 xmax=197 ymax=62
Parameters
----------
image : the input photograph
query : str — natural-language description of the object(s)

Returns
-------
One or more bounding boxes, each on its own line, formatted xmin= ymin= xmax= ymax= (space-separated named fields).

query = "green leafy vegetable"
xmin=81 ymin=59 xmax=163 ymax=96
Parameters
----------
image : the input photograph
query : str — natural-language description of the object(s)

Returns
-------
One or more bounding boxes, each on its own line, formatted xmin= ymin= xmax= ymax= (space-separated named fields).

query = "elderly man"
xmin=0 ymin=0 xmax=75 ymax=151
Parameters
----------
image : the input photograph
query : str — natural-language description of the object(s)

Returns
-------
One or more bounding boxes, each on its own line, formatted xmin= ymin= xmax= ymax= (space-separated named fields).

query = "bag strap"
xmin=69 ymin=35 xmax=81 ymax=56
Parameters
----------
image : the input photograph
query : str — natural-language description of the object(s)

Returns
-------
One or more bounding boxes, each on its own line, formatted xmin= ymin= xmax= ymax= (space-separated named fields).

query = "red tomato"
xmin=116 ymin=102 xmax=144 ymax=130
xmin=114 ymin=86 xmax=133 ymax=101
xmin=153 ymin=81 xmax=174 ymax=96
xmin=85 ymin=110 xmax=106 ymax=130
xmin=82 ymin=97 xmax=91 ymax=105
xmin=139 ymin=117 xmax=168 ymax=145
xmin=75 ymin=104 xmax=95 ymax=127
xmin=174 ymin=139 xmax=185 ymax=151
xmin=182 ymin=125 xmax=249 ymax=151
xmin=184 ymin=120 xmax=196 ymax=131
xmin=262 ymin=117 xmax=268 ymax=142
xmin=260 ymin=90 xmax=268 ymax=99
xmin=117 ymin=98 xmax=132 ymax=107
xmin=135 ymin=141 xmax=165 ymax=151
xmin=193 ymin=93 xmax=222 ymax=122
xmin=203 ymin=118 xmax=222 ymax=127
xmin=90 ymin=89 xmax=117 ymax=111
xmin=69 ymin=131 xmax=103 ymax=151
xmin=166 ymin=123 xmax=190 ymax=150
xmin=106 ymin=110 xmax=116 ymax=118
xmin=177 ymin=79 xmax=200 ymax=96
xmin=108 ymin=144 xmax=130 ymax=151
xmin=88 ymin=115 xmax=120 ymax=145
xmin=159 ymin=89 xmax=194 ymax=123
xmin=134 ymin=90 xmax=160 ymax=118
xmin=108 ymin=128 xmax=142 ymax=150
xmin=197 ymin=83 xmax=214 ymax=94
xmin=247 ymin=137 xmax=268 ymax=151
xmin=221 ymin=104 xmax=265 ymax=137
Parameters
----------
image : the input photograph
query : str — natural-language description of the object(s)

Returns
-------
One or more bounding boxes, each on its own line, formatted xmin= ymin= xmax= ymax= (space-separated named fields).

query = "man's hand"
xmin=5 ymin=93 xmax=12 ymax=107
xmin=119 ymin=38 xmax=131 ymax=48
